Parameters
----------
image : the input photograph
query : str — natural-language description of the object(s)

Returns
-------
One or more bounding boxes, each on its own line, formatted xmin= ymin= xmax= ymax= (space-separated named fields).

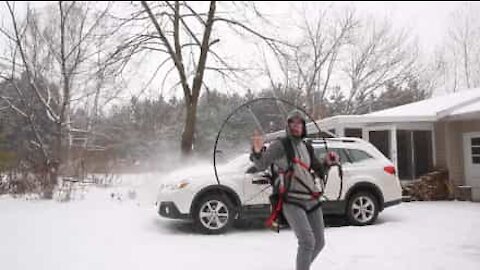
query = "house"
xmin=296 ymin=88 xmax=480 ymax=201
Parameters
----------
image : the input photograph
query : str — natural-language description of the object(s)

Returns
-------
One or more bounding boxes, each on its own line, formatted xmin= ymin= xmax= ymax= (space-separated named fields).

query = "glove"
xmin=326 ymin=151 xmax=340 ymax=166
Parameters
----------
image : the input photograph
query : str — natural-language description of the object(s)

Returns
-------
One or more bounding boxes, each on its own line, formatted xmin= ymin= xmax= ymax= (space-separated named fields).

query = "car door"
xmin=243 ymin=164 xmax=272 ymax=205
xmin=313 ymin=146 xmax=350 ymax=201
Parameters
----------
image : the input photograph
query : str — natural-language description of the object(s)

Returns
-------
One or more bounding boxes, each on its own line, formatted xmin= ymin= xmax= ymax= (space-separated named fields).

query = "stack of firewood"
xmin=402 ymin=170 xmax=450 ymax=201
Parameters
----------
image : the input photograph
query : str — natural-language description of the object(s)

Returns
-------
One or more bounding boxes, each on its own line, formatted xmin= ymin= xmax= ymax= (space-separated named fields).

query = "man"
xmin=250 ymin=110 xmax=336 ymax=270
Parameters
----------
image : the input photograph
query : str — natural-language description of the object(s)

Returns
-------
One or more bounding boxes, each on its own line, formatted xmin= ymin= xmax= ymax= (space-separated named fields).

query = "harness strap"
xmin=283 ymin=200 xmax=308 ymax=211
xmin=286 ymin=191 xmax=322 ymax=200
xmin=293 ymin=176 xmax=322 ymax=199
xmin=292 ymin=157 xmax=310 ymax=171
xmin=266 ymin=137 xmax=325 ymax=232
xmin=265 ymin=187 xmax=286 ymax=232
xmin=306 ymin=200 xmax=323 ymax=213
xmin=281 ymin=200 xmax=323 ymax=214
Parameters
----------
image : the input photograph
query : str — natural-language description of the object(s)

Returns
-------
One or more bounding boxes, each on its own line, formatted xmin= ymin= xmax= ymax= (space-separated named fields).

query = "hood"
xmin=286 ymin=110 xmax=307 ymax=138
xmin=163 ymin=154 xmax=250 ymax=184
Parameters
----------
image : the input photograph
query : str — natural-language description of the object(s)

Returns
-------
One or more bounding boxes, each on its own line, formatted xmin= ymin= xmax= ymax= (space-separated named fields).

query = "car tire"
xmin=346 ymin=191 xmax=379 ymax=226
xmin=193 ymin=193 xmax=236 ymax=234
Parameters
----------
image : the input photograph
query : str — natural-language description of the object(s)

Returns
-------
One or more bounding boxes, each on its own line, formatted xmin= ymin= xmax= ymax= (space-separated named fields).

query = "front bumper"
xmin=158 ymin=201 xmax=190 ymax=219
xmin=156 ymin=186 xmax=195 ymax=215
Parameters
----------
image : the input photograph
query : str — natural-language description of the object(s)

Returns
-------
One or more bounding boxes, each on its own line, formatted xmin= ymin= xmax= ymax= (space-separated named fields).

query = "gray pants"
xmin=282 ymin=201 xmax=325 ymax=270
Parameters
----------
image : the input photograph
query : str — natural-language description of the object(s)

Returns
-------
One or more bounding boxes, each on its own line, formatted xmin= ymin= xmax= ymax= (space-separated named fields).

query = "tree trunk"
xmin=142 ymin=1 xmax=216 ymax=156
xmin=43 ymin=122 xmax=64 ymax=199
xmin=306 ymin=87 xmax=314 ymax=117
xmin=180 ymin=1 xmax=216 ymax=155
xmin=463 ymin=42 xmax=471 ymax=88
xmin=181 ymin=100 xmax=198 ymax=155
xmin=44 ymin=160 xmax=59 ymax=199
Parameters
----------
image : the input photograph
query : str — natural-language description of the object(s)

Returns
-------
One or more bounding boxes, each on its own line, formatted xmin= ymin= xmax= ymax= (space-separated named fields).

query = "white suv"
xmin=157 ymin=137 xmax=402 ymax=234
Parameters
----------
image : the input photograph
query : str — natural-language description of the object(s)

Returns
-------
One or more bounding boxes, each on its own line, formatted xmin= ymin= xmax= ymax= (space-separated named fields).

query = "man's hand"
xmin=325 ymin=151 xmax=340 ymax=166
xmin=251 ymin=129 xmax=264 ymax=154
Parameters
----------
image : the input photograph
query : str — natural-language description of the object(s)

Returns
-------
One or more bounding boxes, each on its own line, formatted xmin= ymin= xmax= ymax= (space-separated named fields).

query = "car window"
xmin=245 ymin=165 xmax=259 ymax=174
xmin=314 ymin=147 xmax=350 ymax=164
xmin=346 ymin=149 xmax=373 ymax=163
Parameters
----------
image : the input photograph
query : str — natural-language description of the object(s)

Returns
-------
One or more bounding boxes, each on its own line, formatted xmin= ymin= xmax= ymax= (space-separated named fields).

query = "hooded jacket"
xmin=250 ymin=110 xmax=326 ymax=203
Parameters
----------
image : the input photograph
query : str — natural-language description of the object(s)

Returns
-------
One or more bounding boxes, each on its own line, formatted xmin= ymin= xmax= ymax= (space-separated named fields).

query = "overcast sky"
xmin=248 ymin=1 xmax=460 ymax=51
xmin=209 ymin=1 xmax=465 ymax=97
xmin=0 ymin=1 xmax=471 ymax=99
xmin=347 ymin=1 xmax=459 ymax=50
xmin=0 ymin=1 xmax=461 ymax=47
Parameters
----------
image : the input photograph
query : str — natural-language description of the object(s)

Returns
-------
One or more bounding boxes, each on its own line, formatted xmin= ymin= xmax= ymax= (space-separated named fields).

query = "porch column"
xmin=390 ymin=126 xmax=398 ymax=174
xmin=336 ymin=125 xmax=345 ymax=137
xmin=362 ymin=128 xmax=369 ymax=141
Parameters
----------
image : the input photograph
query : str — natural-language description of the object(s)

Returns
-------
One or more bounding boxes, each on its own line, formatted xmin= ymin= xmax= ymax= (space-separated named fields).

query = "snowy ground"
xmin=1 ymin=180 xmax=480 ymax=270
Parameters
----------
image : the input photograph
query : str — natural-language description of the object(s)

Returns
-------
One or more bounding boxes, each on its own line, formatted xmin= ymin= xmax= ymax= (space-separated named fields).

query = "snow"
xmin=449 ymin=98 xmax=480 ymax=118
xmin=309 ymin=88 xmax=480 ymax=128
xmin=1 ymin=185 xmax=480 ymax=270
xmin=364 ymin=88 xmax=480 ymax=120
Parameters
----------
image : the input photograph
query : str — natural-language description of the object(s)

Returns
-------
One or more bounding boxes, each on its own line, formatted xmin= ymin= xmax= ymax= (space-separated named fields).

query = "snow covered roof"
xmin=364 ymin=88 xmax=480 ymax=121
xmin=271 ymin=88 xmax=480 ymax=137
xmin=316 ymin=88 xmax=480 ymax=126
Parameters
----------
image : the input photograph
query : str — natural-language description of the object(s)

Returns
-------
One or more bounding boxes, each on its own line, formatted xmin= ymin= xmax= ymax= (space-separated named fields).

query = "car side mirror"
xmin=252 ymin=172 xmax=271 ymax=185
xmin=246 ymin=166 xmax=259 ymax=174
xmin=252 ymin=178 xmax=270 ymax=185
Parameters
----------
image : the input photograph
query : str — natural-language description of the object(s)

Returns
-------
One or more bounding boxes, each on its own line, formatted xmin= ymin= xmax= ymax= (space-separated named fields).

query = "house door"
xmin=463 ymin=132 xmax=480 ymax=188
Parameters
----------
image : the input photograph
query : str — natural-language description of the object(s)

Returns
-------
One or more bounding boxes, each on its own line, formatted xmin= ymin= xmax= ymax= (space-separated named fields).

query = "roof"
xmin=268 ymin=88 xmax=480 ymax=137
xmin=315 ymin=88 xmax=480 ymax=126
xmin=365 ymin=88 xmax=480 ymax=121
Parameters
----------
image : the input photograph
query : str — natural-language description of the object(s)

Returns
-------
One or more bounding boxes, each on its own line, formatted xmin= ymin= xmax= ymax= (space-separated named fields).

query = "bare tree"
xmin=259 ymin=6 xmax=357 ymax=120
xmin=262 ymin=6 xmax=419 ymax=117
xmin=342 ymin=18 xmax=417 ymax=114
xmin=0 ymin=1 xmax=123 ymax=197
xmin=441 ymin=2 xmax=480 ymax=91
xmin=293 ymin=7 xmax=357 ymax=118
xmin=135 ymin=1 xmax=283 ymax=155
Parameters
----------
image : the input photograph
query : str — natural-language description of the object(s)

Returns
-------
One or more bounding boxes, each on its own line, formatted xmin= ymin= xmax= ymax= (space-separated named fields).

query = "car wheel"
xmin=346 ymin=191 xmax=379 ymax=226
xmin=193 ymin=194 xmax=235 ymax=234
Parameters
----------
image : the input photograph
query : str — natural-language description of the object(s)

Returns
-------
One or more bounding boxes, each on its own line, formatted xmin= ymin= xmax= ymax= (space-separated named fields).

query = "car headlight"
xmin=160 ymin=180 xmax=190 ymax=192
xmin=177 ymin=181 xmax=189 ymax=189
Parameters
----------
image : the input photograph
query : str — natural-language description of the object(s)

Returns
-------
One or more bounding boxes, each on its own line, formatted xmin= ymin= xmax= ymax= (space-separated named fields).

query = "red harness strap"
xmin=265 ymin=186 xmax=286 ymax=231
xmin=292 ymin=157 xmax=310 ymax=171
xmin=291 ymin=158 xmax=321 ymax=199
xmin=266 ymin=160 xmax=321 ymax=230
xmin=265 ymin=195 xmax=282 ymax=229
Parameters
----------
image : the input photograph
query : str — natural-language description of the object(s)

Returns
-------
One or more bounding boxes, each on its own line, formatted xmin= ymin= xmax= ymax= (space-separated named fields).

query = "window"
xmin=472 ymin=137 xmax=480 ymax=164
xmin=369 ymin=130 xmax=390 ymax=159
xmin=345 ymin=128 xmax=363 ymax=138
xmin=346 ymin=149 xmax=373 ymax=163
xmin=396 ymin=130 xmax=433 ymax=180
xmin=472 ymin=138 xmax=480 ymax=145
xmin=413 ymin=131 xmax=433 ymax=176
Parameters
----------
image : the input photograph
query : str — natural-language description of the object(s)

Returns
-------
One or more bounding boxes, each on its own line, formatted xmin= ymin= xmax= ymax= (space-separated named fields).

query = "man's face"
xmin=288 ymin=117 xmax=303 ymax=137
